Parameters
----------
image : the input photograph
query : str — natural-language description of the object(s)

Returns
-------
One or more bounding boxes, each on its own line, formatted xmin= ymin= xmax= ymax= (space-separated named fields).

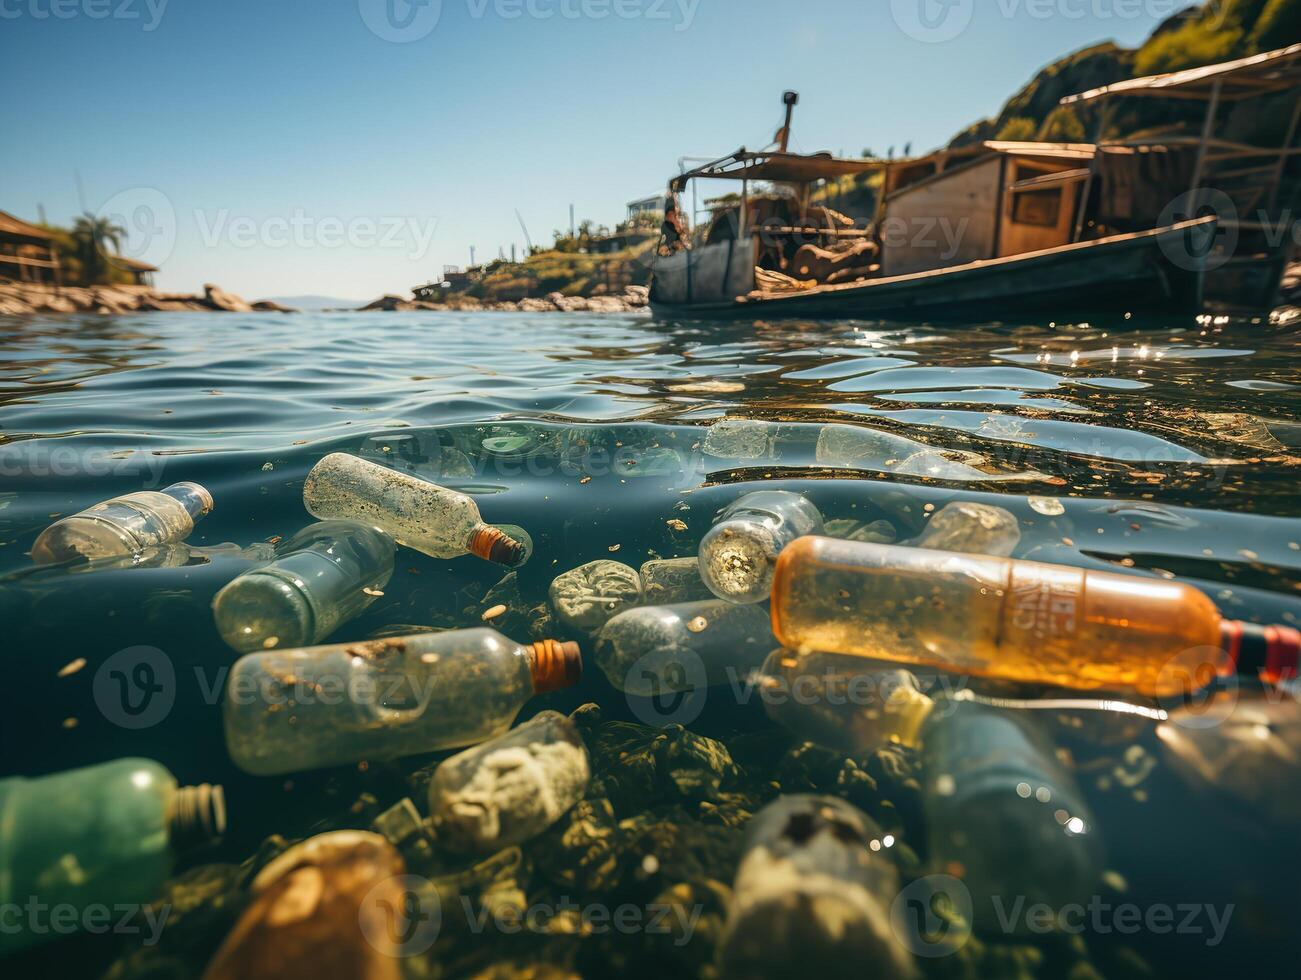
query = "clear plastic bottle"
xmin=771 ymin=536 xmax=1301 ymax=696
xmin=699 ymin=490 xmax=824 ymax=604
xmin=759 ymin=651 xmax=935 ymax=753
xmin=223 ymin=628 xmax=582 ymax=775
xmin=639 ymin=556 xmax=714 ymax=604
xmin=428 ymin=710 xmax=590 ymax=852
xmin=720 ymin=794 xmax=914 ymax=979
xmin=595 ymin=600 xmax=774 ymax=695
xmin=31 ymin=482 xmax=213 ymax=564
xmin=0 ymin=759 xmax=225 ymax=954
xmin=302 ymin=452 xmax=525 ymax=565
xmin=921 ymin=701 xmax=1101 ymax=932
xmin=212 ymin=521 xmax=396 ymax=653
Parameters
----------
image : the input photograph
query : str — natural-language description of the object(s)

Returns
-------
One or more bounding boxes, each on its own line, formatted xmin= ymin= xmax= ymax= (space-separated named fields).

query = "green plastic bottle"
xmin=0 ymin=758 xmax=225 ymax=954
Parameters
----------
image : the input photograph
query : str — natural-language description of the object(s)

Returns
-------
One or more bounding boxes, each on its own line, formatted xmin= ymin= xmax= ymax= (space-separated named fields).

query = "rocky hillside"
xmin=0 ymin=282 xmax=296 ymax=316
xmin=950 ymin=0 xmax=1301 ymax=147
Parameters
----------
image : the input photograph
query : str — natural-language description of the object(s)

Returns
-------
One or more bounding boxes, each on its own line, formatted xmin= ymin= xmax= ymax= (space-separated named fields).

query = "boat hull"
xmin=649 ymin=217 xmax=1217 ymax=321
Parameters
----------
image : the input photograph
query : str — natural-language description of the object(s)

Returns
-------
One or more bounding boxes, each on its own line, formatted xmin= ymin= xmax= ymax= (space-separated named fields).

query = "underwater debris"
xmin=31 ymin=482 xmax=213 ymax=564
xmin=640 ymin=556 xmax=714 ymax=604
xmin=699 ymin=490 xmax=824 ymax=604
xmin=548 ymin=559 xmax=643 ymax=634
xmin=914 ymin=501 xmax=1021 ymax=558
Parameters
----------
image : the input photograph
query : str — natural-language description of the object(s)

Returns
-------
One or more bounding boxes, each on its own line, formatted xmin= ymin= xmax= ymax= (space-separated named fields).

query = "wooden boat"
xmin=650 ymin=47 xmax=1301 ymax=320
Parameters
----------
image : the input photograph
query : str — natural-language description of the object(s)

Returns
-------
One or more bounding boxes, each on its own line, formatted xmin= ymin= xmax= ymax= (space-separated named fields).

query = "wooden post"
xmin=1072 ymin=102 xmax=1114 ymax=243
xmin=1265 ymin=91 xmax=1301 ymax=214
xmin=1189 ymin=78 xmax=1223 ymax=197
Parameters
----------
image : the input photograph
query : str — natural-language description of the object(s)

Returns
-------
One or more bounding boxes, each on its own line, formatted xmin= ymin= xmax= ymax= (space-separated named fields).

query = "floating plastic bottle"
xmin=203 ymin=831 xmax=420 ymax=980
xmin=428 ymin=710 xmax=590 ymax=852
xmin=639 ymin=556 xmax=714 ymax=604
xmin=719 ymin=794 xmax=914 ymax=979
xmin=771 ymin=536 xmax=1301 ymax=696
xmin=31 ymin=482 xmax=213 ymax=564
xmin=0 ymin=759 xmax=225 ymax=955
xmin=548 ymin=560 xmax=642 ymax=634
xmin=913 ymin=501 xmax=1020 ymax=557
xmin=224 ymin=628 xmax=582 ymax=775
xmin=595 ymin=600 xmax=774 ymax=695
xmin=759 ymin=651 xmax=935 ymax=753
xmin=212 ymin=521 xmax=396 ymax=653
xmin=921 ymin=701 xmax=1100 ymax=932
xmin=303 ymin=452 xmax=525 ymax=565
xmin=699 ymin=490 xmax=824 ymax=604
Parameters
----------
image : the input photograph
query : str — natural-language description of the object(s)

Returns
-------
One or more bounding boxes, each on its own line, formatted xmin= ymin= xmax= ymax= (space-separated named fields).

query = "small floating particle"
xmin=262 ymin=636 xmax=280 ymax=649
xmin=362 ymin=587 xmax=385 ymax=597
xmin=261 ymin=462 xmax=274 ymax=471
xmin=579 ymin=476 xmax=592 ymax=485
xmin=1239 ymin=549 xmax=1259 ymax=561
xmin=608 ymin=544 xmax=621 ymax=552
xmin=1028 ymin=496 xmax=1066 ymax=516
xmin=482 ymin=604 xmax=507 ymax=621
xmin=57 ymin=658 xmax=87 ymax=678
xmin=62 ymin=717 xmax=77 ymax=729
xmin=666 ymin=519 xmax=688 ymax=532
xmin=268 ymin=536 xmax=282 ymax=545
xmin=667 ymin=380 xmax=746 ymax=394
xmin=687 ymin=616 xmax=708 ymax=633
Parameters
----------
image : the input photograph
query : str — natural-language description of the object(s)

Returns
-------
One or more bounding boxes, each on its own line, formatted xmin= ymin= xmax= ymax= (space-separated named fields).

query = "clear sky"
xmin=1 ymin=0 xmax=1201 ymax=300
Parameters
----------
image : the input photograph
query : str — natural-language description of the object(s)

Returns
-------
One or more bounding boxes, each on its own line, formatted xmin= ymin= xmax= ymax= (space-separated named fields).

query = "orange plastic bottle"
xmin=771 ymin=537 xmax=1299 ymax=697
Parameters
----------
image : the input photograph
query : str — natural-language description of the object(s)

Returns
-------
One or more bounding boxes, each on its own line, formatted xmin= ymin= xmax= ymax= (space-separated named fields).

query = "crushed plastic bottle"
xmin=921 ymin=700 xmax=1101 ymax=933
xmin=814 ymin=422 xmax=935 ymax=470
xmin=203 ymin=830 xmax=419 ymax=979
xmin=771 ymin=536 xmax=1301 ymax=696
xmin=759 ymin=651 xmax=935 ymax=753
xmin=428 ymin=710 xmax=590 ymax=851
xmin=595 ymin=600 xmax=774 ymax=695
xmin=31 ymin=482 xmax=213 ymax=564
xmin=719 ymin=794 xmax=914 ymax=979
xmin=639 ymin=556 xmax=714 ymax=604
xmin=212 ymin=521 xmax=395 ymax=653
xmin=548 ymin=559 xmax=642 ymax=634
xmin=224 ymin=628 xmax=582 ymax=775
xmin=702 ymin=418 xmax=776 ymax=461
xmin=913 ymin=501 xmax=1021 ymax=557
xmin=0 ymin=759 xmax=225 ymax=954
xmin=699 ymin=490 xmax=823 ymax=604
xmin=303 ymin=452 xmax=525 ymax=564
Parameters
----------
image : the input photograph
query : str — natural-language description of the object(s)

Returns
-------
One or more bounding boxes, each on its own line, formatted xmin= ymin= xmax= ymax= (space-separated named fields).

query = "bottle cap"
xmin=467 ymin=524 xmax=527 ymax=565
xmin=529 ymin=639 xmax=583 ymax=693
xmin=1222 ymin=620 xmax=1300 ymax=685
xmin=168 ymin=783 xmax=227 ymax=850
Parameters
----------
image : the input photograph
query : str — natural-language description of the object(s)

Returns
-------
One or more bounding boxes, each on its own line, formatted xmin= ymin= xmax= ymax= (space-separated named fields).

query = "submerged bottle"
xmin=921 ymin=701 xmax=1100 ymax=932
xmin=428 ymin=710 xmax=590 ymax=852
xmin=699 ymin=490 xmax=824 ymax=604
xmin=223 ymin=628 xmax=582 ymax=775
xmin=303 ymin=452 xmax=525 ymax=565
xmin=31 ymin=482 xmax=213 ymax=564
xmin=771 ymin=536 xmax=1301 ymax=697
xmin=0 ymin=759 xmax=225 ymax=955
xmin=595 ymin=599 xmax=775 ymax=695
xmin=212 ymin=521 xmax=396 ymax=653
xmin=719 ymin=794 xmax=914 ymax=979
xmin=639 ymin=556 xmax=714 ymax=604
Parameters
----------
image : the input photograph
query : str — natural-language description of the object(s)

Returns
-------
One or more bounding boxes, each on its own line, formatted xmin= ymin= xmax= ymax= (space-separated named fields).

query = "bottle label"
xmin=1005 ymin=563 xmax=1082 ymax=659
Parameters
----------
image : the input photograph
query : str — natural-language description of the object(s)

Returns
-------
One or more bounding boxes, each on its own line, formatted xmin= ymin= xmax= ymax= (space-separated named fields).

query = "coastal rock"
xmin=251 ymin=299 xmax=299 ymax=313
xmin=204 ymin=283 xmax=255 ymax=312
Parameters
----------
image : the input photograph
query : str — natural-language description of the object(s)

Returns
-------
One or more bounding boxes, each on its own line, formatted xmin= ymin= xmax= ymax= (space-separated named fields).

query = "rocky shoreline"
xmin=357 ymin=285 xmax=650 ymax=313
xmin=0 ymin=281 xmax=297 ymax=316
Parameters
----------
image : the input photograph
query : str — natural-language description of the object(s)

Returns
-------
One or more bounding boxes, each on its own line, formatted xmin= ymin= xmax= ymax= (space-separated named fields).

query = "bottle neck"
xmin=1221 ymin=620 xmax=1300 ymax=685
xmin=166 ymin=783 xmax=226 ymax=852
xmin=161 ymin=482 xmax=214 ymax=520
xmin=466 ymin=523 xmax=526 ymax=565
xmin=528 ymin=639 xmax=583 ymax=693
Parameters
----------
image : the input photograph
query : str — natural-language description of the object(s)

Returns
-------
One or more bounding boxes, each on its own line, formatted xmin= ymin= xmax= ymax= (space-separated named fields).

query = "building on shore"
xmin=0 ymin=211 xmax=60 ymax=284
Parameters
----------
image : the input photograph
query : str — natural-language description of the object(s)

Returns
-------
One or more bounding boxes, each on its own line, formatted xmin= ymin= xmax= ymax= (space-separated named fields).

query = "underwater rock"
xmin=429 ymin=710 xmax=591 ymax=852
xmin=548 ymin=559 xmax=642 ymax=634
xmin=202 ymin=831 xmax=410 ymax=980
xmin=914 ymin=501 xmax=1021 ymax=557
xmin=719 ymin=794 xmax=916 ymax=979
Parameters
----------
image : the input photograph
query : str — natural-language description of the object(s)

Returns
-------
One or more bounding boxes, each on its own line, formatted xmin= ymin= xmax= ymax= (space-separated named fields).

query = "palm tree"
xmin=72 ymin=212 xmax=126 ymax=285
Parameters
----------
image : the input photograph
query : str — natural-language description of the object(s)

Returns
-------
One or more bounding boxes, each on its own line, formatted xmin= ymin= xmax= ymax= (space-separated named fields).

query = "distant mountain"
xmin=262 ymin=294 xmax=365 ymax=311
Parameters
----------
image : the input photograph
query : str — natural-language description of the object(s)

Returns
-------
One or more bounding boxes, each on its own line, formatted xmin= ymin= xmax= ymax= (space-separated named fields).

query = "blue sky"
xmin=1 ymin=0 xmax=1201 ymax=299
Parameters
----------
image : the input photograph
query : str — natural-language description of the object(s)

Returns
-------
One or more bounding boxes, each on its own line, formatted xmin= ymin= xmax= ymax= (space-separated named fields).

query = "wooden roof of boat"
xmin=112 ymin=255 xmax=158 ymax=273
xmin=670 ymin=150 xmax=888 ymax=190
xmin=0 ymin=210 xmax=55 ymax=242
xmin=1061 ymin=43 xmax=1301 ymax=105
